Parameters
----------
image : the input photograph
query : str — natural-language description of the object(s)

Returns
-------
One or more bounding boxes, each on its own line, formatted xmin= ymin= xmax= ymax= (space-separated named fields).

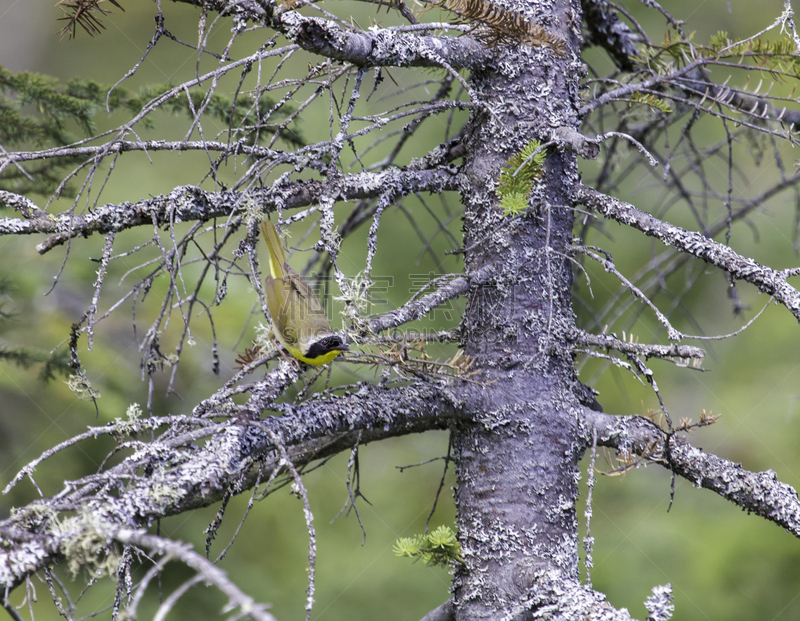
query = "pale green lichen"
xmin=254 ymin=322 xmax=277 ymax=353
xmin=111 ymin=402 xmax=144 ymax=437
xmin=10 ymin=504 xmax=58 ymax=531
xmin=53 ymin=510 xmax=120 ymax=578
xmin=126 ymin=402 xmax=142 ymax=422
xmin=335 ymin=269 xmax=373 ymax=339
xmin=65 ymin=371 xmax=101 ymax=401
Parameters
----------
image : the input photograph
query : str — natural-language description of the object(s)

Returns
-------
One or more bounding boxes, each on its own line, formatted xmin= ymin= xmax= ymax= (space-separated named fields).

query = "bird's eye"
xmin=319 ymin=336 xmax=347 ymax=351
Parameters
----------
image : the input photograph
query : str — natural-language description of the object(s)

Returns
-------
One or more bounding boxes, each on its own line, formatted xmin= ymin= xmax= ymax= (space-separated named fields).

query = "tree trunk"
xmin=453 ymin=1 xmax=586 ymax=617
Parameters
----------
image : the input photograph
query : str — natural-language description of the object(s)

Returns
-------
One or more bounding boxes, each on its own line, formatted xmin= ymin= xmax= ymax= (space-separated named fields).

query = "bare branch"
xmin=112 ymin=529 xmax=276 ymax=621
xmin=575 ymin=184 xmax=800 ymax=321
xmin=0 ymin=169 xmax=458 ymax=253
xmin=365 ymin=265 xmax=493 ymax=336
xmin=569 ymin=329 xmax=705 ymax=363
xmin=0 ymin=380 xmax=455 ymax=590
xmin=170 ymin=0 xmax=486 ymax=69
xmin=586 ymin=410 xmax=800 ymax=538
xmin=279 ymin=12 xmax=486 ymax=69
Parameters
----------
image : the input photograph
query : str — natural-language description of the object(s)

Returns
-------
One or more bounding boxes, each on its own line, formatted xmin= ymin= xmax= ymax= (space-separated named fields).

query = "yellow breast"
xmin=286 ymin=345 xmax=344 ymax=366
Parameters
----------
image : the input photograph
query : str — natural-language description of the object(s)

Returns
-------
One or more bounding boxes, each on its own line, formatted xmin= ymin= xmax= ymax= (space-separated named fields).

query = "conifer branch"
xmin=434 ymin=0 xmax=565 ymax=53
xmin=55 ymin=0 xmax=125 ymax=39
xmin=575 ymin=184 xmax=800 ymax=321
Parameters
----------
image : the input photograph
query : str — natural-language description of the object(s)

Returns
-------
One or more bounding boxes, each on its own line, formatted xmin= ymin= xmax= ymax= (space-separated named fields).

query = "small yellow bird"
xmin=261 ymin=219 xmax=348 ymax=365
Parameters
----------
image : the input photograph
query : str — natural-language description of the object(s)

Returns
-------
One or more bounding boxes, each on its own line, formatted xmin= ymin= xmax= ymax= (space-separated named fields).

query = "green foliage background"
xmin=0 ymin=1 xmax=799 ymax=620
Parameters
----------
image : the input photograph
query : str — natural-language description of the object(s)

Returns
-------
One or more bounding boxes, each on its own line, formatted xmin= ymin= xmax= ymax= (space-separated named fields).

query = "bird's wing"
xmin=261 ymin=219 xmax=334 ymax=349
xmin=265 ymin=275 xmax=298 ymax=346
xmin=284 ymin=267 xmax=334 ymax=344
xmin=285 ymin=266 xmax=326 ymax=316
xmin=261 ymin=220 xmax=287 ymax=280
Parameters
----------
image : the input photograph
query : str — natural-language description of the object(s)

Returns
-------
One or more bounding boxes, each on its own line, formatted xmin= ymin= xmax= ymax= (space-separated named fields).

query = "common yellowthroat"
xmin=261 ymin=219 xmax=348 ymax=365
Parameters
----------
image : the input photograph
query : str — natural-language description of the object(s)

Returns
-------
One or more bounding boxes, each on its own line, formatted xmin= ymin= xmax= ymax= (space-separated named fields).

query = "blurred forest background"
xmin=1 ymin=1 xmax=799 ymax=620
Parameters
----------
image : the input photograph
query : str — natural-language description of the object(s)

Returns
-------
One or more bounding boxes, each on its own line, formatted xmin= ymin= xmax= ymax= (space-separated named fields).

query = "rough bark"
xmin=449 ymin=0 xmax=592 ymax=617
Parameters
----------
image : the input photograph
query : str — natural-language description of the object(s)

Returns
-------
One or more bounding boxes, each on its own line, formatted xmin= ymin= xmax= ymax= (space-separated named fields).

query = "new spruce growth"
xmin=394 ymin=525 xmax=463 ymax=567
xmin=497 ymin=139 xmax=546 ymax=216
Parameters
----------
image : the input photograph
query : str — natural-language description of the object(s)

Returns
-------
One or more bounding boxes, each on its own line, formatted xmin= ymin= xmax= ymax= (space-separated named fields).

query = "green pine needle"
xmin=0 ymin=65 xmax=303 ymax=196
xmin=497 ymin=139 xmax=546 ymax=216
xmin=632 ymin=31 xmax=800 ymax=79
xmin=629 ymin=91 xmax=673 ymax=113
xmin=394 ymin=525 xmax=463 ymax=567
